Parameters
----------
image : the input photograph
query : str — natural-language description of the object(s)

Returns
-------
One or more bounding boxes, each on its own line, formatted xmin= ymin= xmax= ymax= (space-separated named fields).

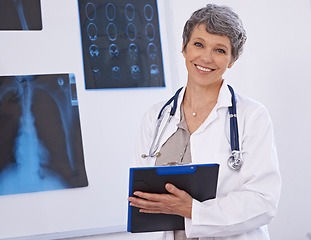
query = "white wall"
xmin=69 ymin=0 xmax=311 ymax=239
xmin=0 ymin=0 xmax=175 ymax=239
xmin=1 ymin=0 xmax=310 ymax=239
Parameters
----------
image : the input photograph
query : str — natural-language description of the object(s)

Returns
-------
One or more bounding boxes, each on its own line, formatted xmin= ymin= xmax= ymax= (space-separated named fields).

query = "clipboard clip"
xmin=162 ymin=162 xmax=189 ymax=166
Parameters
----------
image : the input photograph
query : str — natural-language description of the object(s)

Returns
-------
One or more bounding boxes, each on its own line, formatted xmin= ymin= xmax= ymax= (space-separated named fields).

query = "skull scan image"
xmin=129 ymin=43 xmax=138 ymax=60
xmin=89 ymin=44 xmax=99 ymax=57
xmin=131 ymin=65 xmax=141 ymax=80
xmin=145 ymin=23 xmax=155 ymax=41
xmin=87 ymin=22 xmax=98 ymax=41
xmin=147 ymin=43 xmax=157 ymax=61
xmin=126 ymin=23 xmax=137 ymax=41
xmin=105 ymin=3 xmax=116 ymax=21
xmin=85 ymin=2 xmax=96 ymax=21
xmin=109 ymin=43 xmax=119 ymax=58
xmin=112 ymin=66 xmax=121 ymax=80
xmin=144 ymin=4 xmax=153 ymax=21
xmin=107 ymin=22 xmax=117 ymax=41
xmin=150 ymin=64 xmax=160 ymax=80
xmin=91 ymin=67 xmax=102 ymax=84
xmin=125 ymin=3 xmax=135 ymax=21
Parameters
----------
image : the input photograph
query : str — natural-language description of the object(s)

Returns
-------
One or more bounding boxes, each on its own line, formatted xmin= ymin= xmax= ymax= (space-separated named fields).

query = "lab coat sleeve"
xmin=185 ymin=104 xmax=282 ymax=238
xmin=132 ymin=103 xmax=160 ymax=167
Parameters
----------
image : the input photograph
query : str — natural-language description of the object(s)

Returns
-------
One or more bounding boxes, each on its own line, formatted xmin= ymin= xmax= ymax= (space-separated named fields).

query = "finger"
xmin=129 ymin=195 xmax=164 ymax=210
xmin=132 ymin=191 xmax=145 ymax=198
xmin=139 ymin=208 xmax=170 ymax=214
xmin=133 ymin=191 xmax=169 ymax=202
xmin=165 ymin=183 xmax=177 ymax=193
xmin=129 ymin=192 xmax=156 ymax=202
xmin=165 ymin=183 xmax=186 ymax=198
xmin=128 ymin=196 xmax=137 ymax=202
xmin=131 ymin=201 xmax=164 ymax=213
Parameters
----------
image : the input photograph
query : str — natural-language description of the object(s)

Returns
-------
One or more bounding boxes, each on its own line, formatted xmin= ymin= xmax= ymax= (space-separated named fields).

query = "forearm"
xmin=185 ymin=191 xmax=277 ymax=238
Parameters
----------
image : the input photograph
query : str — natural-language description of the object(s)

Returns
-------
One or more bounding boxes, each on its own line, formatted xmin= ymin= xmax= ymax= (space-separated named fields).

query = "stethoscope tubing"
xmin=157 ymin=87 xmax=183 ymax=120
xmin=228 ymin=85 xmax=240 ymax=151
xmin=143 ymin=84 xmax=242 ymax=170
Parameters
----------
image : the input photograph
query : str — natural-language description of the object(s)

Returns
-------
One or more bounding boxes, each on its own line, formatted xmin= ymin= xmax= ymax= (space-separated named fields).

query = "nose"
xmin=200 ymin=49 xmax=213 ymax=63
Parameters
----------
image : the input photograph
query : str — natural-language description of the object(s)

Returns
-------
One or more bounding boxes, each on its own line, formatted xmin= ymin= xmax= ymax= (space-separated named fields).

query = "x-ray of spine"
xmin=78 ymin=0 xmax=165 ymax=89
xmin=0 ymin=0 xmax=42 ymax=31
xmin=0 ymin=73 xmax=88 ymax=196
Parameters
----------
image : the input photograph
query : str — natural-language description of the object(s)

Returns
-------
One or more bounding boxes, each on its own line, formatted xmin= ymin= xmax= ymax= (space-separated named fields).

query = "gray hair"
xmin=182 ymin=4 xmax=247 ymax=62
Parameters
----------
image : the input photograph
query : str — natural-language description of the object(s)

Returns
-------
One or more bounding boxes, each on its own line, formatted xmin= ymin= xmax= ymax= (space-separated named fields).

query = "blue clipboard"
xmin=127 ymin=163 xmax=219 ymax=233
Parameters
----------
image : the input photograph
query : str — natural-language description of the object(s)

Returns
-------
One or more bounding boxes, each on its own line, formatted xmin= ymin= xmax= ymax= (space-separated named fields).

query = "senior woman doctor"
xmin=128 ymin=4 xmax=281 ymax=240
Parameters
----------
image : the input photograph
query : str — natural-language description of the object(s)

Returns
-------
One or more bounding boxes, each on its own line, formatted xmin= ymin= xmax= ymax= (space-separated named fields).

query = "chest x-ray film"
xmin=0 ymin=73 xmax=88 ymax=196
xmin=78 ymin=0 xmax=166 ymax=89
xmin=0 ymin=0 xmax=42 ymax=31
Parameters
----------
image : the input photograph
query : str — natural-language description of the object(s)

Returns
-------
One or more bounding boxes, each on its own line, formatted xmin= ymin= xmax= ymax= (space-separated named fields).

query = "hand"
xmin=128 ymin=183 xmax=193 ymax=219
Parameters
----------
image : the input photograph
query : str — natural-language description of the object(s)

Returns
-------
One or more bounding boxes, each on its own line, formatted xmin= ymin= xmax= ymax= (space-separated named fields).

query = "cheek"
xmin=183 ymin=53 xmax=192 ymax=66
xmin=217 ymin=57 xmax=232 ymax=69
xmin=184 ymin=58 xmax=192 ymax=71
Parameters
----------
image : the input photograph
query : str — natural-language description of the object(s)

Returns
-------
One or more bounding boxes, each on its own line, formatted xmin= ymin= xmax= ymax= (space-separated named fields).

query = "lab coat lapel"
xmin=195 ymin=81 xmax=233 ymax=134
xmin=156 ymin=87 xmax=185 ymax=148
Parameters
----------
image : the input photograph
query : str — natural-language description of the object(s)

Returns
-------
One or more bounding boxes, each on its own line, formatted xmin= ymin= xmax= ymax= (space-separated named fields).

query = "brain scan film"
xmin=78 ymin=0 xmax=165 ymax=89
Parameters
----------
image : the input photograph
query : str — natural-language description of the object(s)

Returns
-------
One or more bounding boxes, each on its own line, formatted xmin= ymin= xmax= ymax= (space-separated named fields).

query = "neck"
xmin=184 ymin=80 xmax=223 ymax=109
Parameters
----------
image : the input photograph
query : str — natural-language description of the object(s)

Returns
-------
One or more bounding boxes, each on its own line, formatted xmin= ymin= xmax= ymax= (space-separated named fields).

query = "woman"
xmin=128 ymin=4 xmax=281 ymax=240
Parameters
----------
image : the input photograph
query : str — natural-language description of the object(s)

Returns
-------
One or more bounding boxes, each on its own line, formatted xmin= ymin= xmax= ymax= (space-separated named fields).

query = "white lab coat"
xmin=133 ymin=81 xmax=282 ymax=240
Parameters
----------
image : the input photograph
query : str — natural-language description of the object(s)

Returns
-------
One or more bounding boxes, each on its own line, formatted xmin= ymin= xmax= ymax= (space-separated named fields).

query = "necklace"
xmin=184 ymin=98 xmax=213 ymax=117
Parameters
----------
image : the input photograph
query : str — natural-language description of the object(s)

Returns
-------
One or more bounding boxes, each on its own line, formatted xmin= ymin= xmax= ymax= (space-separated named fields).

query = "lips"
xmin=194 ymin=64 xmax=215 ymax=72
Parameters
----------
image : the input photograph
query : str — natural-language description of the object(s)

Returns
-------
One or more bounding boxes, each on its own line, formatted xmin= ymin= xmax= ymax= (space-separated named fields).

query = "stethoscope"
xmin=141 ymin=84 xmax=243 ymax=171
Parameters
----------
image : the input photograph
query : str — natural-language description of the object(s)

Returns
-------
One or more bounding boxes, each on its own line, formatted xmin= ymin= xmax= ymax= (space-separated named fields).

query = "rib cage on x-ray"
xmin=0 ymin=73 xmax=88 ymax=196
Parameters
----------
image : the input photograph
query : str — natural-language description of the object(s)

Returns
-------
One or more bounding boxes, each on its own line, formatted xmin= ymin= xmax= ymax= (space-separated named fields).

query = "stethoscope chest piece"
xmin=228 ymin=151 xmax=243 ymax=171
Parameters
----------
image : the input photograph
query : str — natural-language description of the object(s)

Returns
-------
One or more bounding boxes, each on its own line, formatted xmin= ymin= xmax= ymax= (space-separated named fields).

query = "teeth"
xmin=196 ymin=65 xmax=212 ymax=72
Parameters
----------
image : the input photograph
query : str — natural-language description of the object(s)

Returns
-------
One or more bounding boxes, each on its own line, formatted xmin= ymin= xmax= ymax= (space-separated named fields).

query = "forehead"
xmin=190 ymin=24 xmax=232 ymax=48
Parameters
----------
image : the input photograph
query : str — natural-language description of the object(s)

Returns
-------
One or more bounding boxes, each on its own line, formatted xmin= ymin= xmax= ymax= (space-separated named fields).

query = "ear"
xmin=228 ymin=61 xmax=235 ymax=69
xmin=182 ymin=42 xmax=186 ymax=57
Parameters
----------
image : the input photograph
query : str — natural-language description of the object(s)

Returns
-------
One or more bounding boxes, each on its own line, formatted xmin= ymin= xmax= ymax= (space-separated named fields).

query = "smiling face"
xmin=182 ymin=24 xmax=234 ymax=89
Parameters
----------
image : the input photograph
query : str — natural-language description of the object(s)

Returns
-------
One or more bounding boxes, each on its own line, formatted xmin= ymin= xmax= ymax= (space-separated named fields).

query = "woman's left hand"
xmin=128 ymin=183 xmax=193 ymax=219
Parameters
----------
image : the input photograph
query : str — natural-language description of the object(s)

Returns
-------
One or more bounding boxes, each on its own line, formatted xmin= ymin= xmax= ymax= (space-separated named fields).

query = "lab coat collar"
xmin=166 ymin=80 xmax=235 ymax=136
xmin=172 ymin=80 xmax=234 ymax=119
xmin=217 ymin=79 xmax=235 ymax=109
xmin=196 ymin=81 xmax=233 ymax=132
xmin=171 ymin=86 xmax=186 ymax=122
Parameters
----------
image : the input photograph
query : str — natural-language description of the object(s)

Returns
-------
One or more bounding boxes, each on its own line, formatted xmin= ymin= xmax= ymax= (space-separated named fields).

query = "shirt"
xmin=155 ymin=106 xmax=191 ymax=166
xmin=155 ymin=106 xmax=197 ymax=240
